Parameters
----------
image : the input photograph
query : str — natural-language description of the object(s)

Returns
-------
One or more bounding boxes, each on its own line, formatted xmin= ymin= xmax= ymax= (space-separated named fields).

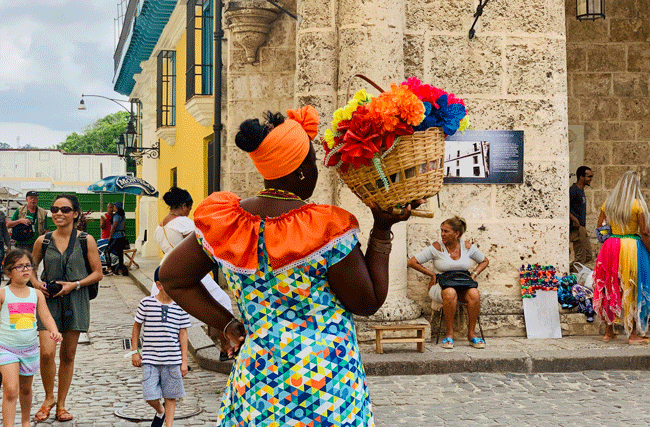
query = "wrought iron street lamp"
xmin=577 ymin=0 xmax=605 ymax=20
xmin=124 ymin=119 xmax=137 ymax=149
xmin=78 ymin=94 xmax=131 ymax=113
xmin=78 ymin=94 xmax=159 ymax=162
xmin=116 ymin=134 xmax=126 ymax=158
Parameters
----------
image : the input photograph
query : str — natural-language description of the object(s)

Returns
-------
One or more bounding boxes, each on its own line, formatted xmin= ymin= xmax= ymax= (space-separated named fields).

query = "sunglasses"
xmin=50 ymin=206 xmax=74 ymax=214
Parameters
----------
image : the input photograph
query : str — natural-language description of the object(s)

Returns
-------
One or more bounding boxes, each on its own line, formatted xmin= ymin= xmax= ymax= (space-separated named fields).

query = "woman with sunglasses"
xmin=29 ymin=194 xmax=103 ymax=422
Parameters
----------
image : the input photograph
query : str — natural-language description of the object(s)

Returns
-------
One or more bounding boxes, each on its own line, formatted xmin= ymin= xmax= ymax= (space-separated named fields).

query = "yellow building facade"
xmin=117 ymin=1 xmax=216 ymax=257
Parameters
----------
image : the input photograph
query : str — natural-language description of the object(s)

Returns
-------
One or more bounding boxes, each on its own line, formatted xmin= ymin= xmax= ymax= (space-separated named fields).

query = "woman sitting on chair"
xmin=407 ymin=216 xmax=489 ymax=349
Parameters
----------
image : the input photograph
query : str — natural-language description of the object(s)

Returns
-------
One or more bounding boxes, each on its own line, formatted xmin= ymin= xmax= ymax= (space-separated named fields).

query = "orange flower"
xmin=389 ymin=84 xmax=425 ymax=126
xmin=368 ymin=94 xmax=399 ymax=133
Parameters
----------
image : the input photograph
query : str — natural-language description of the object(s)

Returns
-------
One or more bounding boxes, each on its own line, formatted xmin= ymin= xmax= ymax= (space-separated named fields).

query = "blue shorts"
xmin=142 ymin=363 xmax=185 ymax=401
xmin=0 ymin=342 xmax=39 ymax=376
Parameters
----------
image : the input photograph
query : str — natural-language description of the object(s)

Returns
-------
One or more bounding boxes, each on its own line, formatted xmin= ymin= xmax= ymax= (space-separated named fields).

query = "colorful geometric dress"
xmin=194 ymin=192 xmax=375 ymax=427
xmin=593 ymin=199 xmax=650 ymax=335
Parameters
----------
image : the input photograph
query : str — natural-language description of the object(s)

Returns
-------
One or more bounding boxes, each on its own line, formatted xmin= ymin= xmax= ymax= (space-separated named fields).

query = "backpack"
xmin=41 ymin=230 xmax=99 ymax=300
xmin=12 ymin=223 xmax=34 ymax=242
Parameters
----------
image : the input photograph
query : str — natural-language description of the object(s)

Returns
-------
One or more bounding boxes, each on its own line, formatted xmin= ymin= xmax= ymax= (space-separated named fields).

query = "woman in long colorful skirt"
xmin=594 ymin=171 xmax=650 ymax=344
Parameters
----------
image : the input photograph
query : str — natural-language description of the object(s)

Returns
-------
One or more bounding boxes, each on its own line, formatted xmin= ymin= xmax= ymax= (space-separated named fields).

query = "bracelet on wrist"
xmin=370 ymin=228 xmax=394 ymax=242
xmin=223 ymin=318 xmax=238 ymax=337
xmin=368 ymin=234 xmax=393 ymax=254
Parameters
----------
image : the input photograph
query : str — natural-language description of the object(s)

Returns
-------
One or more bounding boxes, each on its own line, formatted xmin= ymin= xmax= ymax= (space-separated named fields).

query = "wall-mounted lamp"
xmin=78 ymin=94 xmax=158 ymax=162
xmin=116 ymin=134 xmax=126 ymax=158
xmin=577 ymin=0 xmax=605 ymax=20
xmin=124 ymin=120 xmax=137 ymax=150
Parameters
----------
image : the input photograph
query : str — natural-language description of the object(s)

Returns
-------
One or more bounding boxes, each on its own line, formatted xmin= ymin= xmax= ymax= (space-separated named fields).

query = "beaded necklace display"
xmin=256 ymin=188 xmax=303 ymax=201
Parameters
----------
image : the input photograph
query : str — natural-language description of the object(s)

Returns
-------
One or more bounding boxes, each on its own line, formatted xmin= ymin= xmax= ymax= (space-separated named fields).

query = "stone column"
xmin=295 ymin=0 xmax=340 ymax=205
xmin=335 ymin=0 xmax=421 ymax=321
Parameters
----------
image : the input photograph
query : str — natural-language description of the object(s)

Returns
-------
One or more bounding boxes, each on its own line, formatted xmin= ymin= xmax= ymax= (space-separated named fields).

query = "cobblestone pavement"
xmin=370 ymin=370 xmax=650 ymax=427
xmin=23 ymin=275 xmax=650 ymax=426
xmin=30 ymin=275 xmax=226 ymax=426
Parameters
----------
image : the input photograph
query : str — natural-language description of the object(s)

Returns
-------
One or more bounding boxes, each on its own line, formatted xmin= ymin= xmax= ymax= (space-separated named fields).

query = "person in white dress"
xmin=154 ymin=187 xmax=234 ymax=359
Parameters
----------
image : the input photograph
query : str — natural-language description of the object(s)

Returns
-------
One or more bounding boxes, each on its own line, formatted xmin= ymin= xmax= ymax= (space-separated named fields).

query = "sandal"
xmin=35 ymin=401 xmax=56 ymax=422
xmin=469 ymin=337 xmax=486 ymax=349
xmin=441 ymin=337 xmax=454 ymax=349
xmin=56 ymin=407 xmax=73 ymax=422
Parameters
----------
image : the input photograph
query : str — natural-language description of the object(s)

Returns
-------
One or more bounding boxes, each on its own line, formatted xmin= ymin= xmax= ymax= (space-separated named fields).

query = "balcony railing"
xmin=114 ymin=0 xmax=138 ymax=73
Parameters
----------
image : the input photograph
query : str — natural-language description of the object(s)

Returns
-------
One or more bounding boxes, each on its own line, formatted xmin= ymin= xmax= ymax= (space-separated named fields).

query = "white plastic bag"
xmin=573 ymin=262 xmax=593 ymax=286
xmin=428 ymin=283 xmax=443 ymax=303
xmin=583 ymin=270 xmax=594 ymax=290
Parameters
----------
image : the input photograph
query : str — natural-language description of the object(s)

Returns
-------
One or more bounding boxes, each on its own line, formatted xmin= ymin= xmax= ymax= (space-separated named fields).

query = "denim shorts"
xmin=141 ymin=363 xmax=185 ymax=401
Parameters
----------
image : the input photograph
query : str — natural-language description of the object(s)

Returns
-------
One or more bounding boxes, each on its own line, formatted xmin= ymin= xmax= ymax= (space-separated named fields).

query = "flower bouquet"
xmin=322 ymin=75 xmax=469 ymax=213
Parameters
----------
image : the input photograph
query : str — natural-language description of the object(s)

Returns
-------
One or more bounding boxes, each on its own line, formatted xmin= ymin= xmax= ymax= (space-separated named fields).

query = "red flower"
xmin=446 ymin=92 xmax=465 ymax=106
xmin=334 ymin=105 xmax=385 ymax=169
xmin=384 ymin=122 xmax=414 ymax=150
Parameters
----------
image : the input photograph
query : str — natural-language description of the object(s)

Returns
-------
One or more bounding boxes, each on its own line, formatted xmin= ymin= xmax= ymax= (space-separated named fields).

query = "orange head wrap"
xmin=249 ymin=105 xmax=319 ymax=180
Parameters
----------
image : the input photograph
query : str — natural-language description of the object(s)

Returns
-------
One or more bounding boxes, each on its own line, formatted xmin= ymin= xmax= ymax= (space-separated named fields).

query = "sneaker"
xmin=151 ymin=413 xmax=165 ymax=427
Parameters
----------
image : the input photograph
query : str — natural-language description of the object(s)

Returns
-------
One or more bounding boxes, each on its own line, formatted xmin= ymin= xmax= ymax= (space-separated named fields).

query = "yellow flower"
xmin=343 ymin=103 xmax=357 ymax=119
xmin=353 ymin=89 xmax=371 ymax=104
xmin=458 ymin=117 xmax=470 ymax=132
xmin=324 ymin=129 xmax=336 ymax=149
xmin=331 ymin=107 xmax=347 ymax=130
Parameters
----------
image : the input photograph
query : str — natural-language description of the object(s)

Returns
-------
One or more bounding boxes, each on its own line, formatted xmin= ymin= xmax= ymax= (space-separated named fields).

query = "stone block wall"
xmin=222 ymin=3 xmax=297 ymax=197
xmin=221 ymin=0 xmax=571 ymax=335
xmin=403 ymin=0 xmax=570 ymax=323
xmin=566 ymin=0 xmax=650 ymax=233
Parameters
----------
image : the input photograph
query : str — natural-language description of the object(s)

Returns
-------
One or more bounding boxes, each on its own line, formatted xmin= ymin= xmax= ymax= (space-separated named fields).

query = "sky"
xmin=0 ymin=0 xmax=128 ymax=149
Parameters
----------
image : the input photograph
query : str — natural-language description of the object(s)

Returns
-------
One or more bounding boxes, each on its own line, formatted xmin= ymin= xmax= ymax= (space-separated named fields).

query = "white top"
xmin=134 ymin=296 xmax=191 ymax=365
xmin=414 ymin=239 xmax=485 ymax=273
xmin=152 ymin=215 xmax=233 ymax=323
xmin=154 ymin=216 xmax=195 ymax=256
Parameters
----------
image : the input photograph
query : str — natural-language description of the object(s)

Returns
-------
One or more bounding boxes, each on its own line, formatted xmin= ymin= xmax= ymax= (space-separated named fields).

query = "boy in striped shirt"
xmin=131 ymin=266 xmax=191 ymax=427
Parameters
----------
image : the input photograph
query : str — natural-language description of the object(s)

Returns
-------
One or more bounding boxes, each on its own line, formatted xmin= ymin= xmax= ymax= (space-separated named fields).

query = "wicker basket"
xmin=336 ymin=126 xmax=445 ymax=211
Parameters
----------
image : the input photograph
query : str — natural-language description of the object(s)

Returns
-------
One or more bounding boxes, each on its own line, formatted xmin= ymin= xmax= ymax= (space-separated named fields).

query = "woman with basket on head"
xmin=593 ymin=171 xmax=650 ymax=344
xmin=408 ymin=216 xmax=489 ymax=349
xmin=29 ymin=194 xmax=103 ymax=422
xmin=159 ymin=105 xmax=422 ymax=426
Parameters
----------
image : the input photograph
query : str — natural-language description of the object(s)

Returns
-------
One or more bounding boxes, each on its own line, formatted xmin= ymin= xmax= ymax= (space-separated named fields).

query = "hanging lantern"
xmin=577 ymin=0 xmax=605 ymax=20
xmin=117 ymin=134 xmax=126 ymax=158
xmin=124 ymin=120 xmax=137 ymax=149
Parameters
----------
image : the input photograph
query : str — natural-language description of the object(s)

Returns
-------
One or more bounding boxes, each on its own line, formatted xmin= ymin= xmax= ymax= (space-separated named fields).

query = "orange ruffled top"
xmin=194 ymin=192 xmax=359 ymax=274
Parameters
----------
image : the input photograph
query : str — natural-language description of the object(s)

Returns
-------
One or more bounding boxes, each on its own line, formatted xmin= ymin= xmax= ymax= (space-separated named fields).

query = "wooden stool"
xmin=123 ymin=248 xmax=139 ymax=269
xmin=369 ymin=324 xmax=426 ymax=354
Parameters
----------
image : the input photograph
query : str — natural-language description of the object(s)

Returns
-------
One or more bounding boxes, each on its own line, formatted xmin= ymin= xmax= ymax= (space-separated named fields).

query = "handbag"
xmin=596 ymin=223 xmax=612 ymax=244
xmin=436 ymin=270 xmax=478 ymax=289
